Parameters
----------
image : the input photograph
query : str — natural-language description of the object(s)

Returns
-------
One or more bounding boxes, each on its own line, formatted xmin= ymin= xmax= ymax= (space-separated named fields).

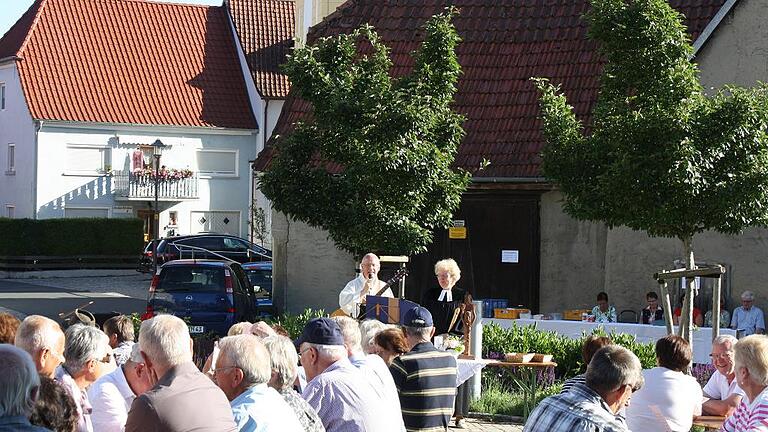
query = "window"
xmin=63 ymin=207 xmax=109 ymax=218
xmin=0 ymin=83 xmax=5 ymax=110
xmin=196 ymin=149 xmax=238 ymax=177
xmin=168 ymin=211 xmax=178 ymax=227
xmin=5 ymin=205 xmax=14 ymax=218
xmin=65 ymin=145 xmax=111 ymax=175
xmin=6 ymin=144 xmax=14 ymax=174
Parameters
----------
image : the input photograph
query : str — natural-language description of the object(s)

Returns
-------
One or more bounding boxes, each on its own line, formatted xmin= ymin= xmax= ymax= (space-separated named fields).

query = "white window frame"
xmin=63 ymin=206 xmax=111 ymax=218
xmin=196 ymin=149 xmax=239 ymax=178
xmin=64 ymin=144 xmax=111 ymax=176
xmin=5 ymin=205 xmax=14 ymax=219
xmin=6 ymin=143 xmax=14 ymax=175
xmin=0 ymin=83 xmax=5 ymax=111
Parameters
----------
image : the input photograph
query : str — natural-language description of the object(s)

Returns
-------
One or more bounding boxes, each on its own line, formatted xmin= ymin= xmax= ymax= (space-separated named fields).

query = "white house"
xmin=0 ymin=0 xmax=277 ymax=241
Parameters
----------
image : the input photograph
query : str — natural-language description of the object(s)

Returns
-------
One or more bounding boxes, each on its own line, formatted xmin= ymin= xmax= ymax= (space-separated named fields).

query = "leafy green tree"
xmin=260 ymin=10 xmax=470 ymax=256
xmin=534 ymin=0 xmax=768 ymax=338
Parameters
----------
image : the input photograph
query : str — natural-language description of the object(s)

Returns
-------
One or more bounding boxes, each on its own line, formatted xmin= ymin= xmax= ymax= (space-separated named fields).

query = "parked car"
xmin=242 ymin=262 xmax=273 ymax=317
xmin=141 ymin=260 xmax=257 ymax=336
xmin=138 ymin=234 xmax=271 ymax=272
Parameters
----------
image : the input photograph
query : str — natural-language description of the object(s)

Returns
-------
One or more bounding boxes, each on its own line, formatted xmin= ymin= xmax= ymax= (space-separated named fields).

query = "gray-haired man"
xmin=524 ymin=345 xmax=644 ymax=432
xmin=731 ymin=291 xmax=765 ymax=336
xmin=14 ymin=315 xmax=66 ymax=378
xmin=702 ymin=335 xmax=745 ymax=416
xmin=55 ymin=324 xmax=113 ymax=432
xmin=0 ymin=344 xmax=50 ymax=431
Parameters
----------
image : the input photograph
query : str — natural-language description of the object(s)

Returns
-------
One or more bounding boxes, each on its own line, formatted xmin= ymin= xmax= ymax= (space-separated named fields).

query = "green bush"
xmin=0 ymin=218 xmax=144 ymax=256
xmin=482 ymin=322 xmax=656 ymax=379
xmin=265 ymin=308 xmax=326 ymax=339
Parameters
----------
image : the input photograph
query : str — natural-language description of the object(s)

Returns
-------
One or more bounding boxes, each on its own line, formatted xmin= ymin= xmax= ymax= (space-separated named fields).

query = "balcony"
xmin=113 ymin=170 xmax=199 ymax=201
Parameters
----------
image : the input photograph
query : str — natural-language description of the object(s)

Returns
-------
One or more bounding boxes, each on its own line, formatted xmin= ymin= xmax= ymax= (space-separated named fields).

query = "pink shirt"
xmin=721 ymin=387 xmax=768 ymax=431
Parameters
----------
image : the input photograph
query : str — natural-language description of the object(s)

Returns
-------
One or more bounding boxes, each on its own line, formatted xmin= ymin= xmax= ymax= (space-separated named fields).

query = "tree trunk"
xmin=680 ymin=236 xmax=696 ymax=345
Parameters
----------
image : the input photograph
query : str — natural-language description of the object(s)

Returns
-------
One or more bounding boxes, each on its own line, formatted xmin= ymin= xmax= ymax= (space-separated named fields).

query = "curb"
xmin=468 ymin=412 xmax=524 ymax=424
xmin=0 ymin=269 xmax=146 ymax=280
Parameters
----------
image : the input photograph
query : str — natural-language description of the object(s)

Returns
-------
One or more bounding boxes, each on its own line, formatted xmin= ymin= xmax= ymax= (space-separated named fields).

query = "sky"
xmin=0 ymin=0 xmax=223 ymax=38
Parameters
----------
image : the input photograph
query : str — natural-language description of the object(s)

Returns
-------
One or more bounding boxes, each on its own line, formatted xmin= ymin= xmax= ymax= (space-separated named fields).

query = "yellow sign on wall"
xmin=449 ymin=227 xmax=467 ymax=239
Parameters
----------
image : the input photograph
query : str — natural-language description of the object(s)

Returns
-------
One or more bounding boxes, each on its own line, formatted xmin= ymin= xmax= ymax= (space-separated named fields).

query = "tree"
xmin=260 ymin=9 xmax=471 ymax=256
xmin=533 ymin=0 xmax=768 ymax=338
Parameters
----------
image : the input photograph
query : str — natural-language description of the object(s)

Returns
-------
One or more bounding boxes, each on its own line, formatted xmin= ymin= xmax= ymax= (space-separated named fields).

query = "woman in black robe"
xmin=421 ymin=258 xmax=466 ymax=336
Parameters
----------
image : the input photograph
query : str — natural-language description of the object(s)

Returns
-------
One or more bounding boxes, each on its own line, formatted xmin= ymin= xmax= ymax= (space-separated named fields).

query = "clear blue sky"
xmin=1 ymin=0 xmax=223 ymax=38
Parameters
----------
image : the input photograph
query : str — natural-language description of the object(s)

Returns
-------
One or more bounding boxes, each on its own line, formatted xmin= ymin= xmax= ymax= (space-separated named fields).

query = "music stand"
xmin=362 ymin=296 xmax=419 ymax=325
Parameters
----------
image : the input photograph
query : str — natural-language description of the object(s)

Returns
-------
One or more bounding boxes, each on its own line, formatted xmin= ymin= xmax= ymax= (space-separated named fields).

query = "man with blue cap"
xmin=296 ymin=318 xmax=388 ymax=432
xmin=390 ymin=306 xmax=457 ymax=431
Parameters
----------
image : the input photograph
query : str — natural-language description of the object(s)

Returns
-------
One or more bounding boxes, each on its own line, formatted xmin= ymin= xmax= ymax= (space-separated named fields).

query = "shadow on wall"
xmin=38 ymin=176 xmax=115 ymax=218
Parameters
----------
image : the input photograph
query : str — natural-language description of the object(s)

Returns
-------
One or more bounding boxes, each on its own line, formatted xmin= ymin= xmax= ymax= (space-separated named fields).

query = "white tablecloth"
xmin=456 ymin=358 xmax=488 ymax=386
xmin=483 ymin=318 xmax=736 ymax=364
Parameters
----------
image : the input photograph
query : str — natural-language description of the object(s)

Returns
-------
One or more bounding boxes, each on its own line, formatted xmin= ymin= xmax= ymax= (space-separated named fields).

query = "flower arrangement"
xmin=441 ymin=334 xmax=465 ymax=356
xmin=132 ymin=167 xmax=194 ymax=180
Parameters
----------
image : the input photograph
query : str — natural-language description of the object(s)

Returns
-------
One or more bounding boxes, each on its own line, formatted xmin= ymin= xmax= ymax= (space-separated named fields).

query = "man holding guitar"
xmin=338 ymin=253 xmax=394 ymax=316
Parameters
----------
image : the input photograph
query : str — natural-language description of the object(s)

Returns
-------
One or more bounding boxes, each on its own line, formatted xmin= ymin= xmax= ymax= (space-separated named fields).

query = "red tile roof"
xmin=253 ymin=0 xmax=726 ymax=178
xmin=0 ymin=0 xmax=256 ymax=129
xmin=227 ymin=0 xmax=295 ymax=99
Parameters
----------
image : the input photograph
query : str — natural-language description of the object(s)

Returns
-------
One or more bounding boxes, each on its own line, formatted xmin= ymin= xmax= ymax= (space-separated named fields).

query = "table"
xmin=693 ymin=415 xmax=726 ymax=430
xmin=456 ymin=358 xmax=488 ymax=386
xmin=484 ymin=360 xmax=558 ymax=419
xmin=484 ymin=318 xmax=736 ymax=364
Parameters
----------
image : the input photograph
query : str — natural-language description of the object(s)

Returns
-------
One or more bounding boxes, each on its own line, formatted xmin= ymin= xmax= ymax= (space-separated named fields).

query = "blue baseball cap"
xmin=404 ymin=306 xmax=434 ymax=328
xmin=295 ymin=318 xmax=345 ymax=347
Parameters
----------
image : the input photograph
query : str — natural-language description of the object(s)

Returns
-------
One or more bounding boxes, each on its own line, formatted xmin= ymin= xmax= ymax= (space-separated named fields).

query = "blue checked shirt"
xmin=523 ymin=382 xmax=628 ymax=432
xmin=731 ymin=306 xmax=765 ymax=336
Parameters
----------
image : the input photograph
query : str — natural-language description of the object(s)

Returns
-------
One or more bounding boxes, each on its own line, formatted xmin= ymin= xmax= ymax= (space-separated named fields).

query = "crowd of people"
xmin=0 ymin=301 xmax=460 ymax=432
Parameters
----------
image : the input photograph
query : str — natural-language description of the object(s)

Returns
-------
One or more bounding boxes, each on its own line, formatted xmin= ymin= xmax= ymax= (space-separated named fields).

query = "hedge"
xmin=0 ymin=218 xmax=144 ymax=256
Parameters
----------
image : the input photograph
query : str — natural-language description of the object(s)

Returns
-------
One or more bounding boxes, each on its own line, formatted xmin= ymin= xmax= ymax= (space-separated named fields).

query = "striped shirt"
xmin=390 ymin=342 xmax=457 ymax=432
xmin=524 ymin=382 xmax=628 ymax=432
xmin=721 ymin=387 xmax=768 ymax=432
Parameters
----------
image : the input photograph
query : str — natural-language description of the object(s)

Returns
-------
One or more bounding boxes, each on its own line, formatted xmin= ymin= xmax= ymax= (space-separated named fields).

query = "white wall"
xmin=0 ymin=62 xmax=37 ymax=218
xmin=35 ymin=124 xmax=257 ymax=237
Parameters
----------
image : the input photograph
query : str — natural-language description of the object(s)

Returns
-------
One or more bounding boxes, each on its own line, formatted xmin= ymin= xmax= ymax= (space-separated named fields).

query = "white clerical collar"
xmin=438 ymin=289 xmax=452 ymax=302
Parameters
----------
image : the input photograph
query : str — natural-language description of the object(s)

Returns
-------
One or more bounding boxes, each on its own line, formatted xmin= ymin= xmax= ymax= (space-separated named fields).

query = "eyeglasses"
xmin=213 ymin=366 xmax=240 ymax=377
xmin=710 ymin=352 xmax=733 ymax=360
xmin=298 ymin=346 xmax=313 ymax=357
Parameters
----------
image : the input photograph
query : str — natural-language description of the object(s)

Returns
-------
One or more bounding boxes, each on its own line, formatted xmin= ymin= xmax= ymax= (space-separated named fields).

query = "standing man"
xmin=524 ymin=345 xmax=644 ymax=432
xmin=702 ymin=335 xmax=744 ymax=416
xmin=124 ymin=315 xmax=236 ymax=432
xmin=731 ymin=291 xmax=765 ymax=336
xmin=14 ymin=315 xmax=66 ymax=378
xmin=338 ymin=253 xmax=393 ymax=316
xmin=390 ymin=307 xmax=457 ymax=432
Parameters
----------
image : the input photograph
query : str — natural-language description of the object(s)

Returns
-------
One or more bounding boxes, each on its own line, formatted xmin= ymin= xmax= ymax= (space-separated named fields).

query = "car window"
xmin=245 ymin=269 xmax=272 ymax=293
xmin=180 ymin=237 xmax=225 ymax=251
xmin=223 ymin=238 xmax=248 ymax=252
xmin=156 ymin=266 xmax=226 ymax=292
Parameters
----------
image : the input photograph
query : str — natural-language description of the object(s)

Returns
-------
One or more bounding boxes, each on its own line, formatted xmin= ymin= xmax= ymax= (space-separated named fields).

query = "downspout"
xmin=33 ymin=120 xmax=43 ymax=219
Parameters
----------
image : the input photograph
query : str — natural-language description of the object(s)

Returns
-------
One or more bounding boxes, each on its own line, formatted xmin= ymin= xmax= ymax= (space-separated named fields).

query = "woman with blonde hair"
xmin=721 ymin=335 xmax=768 ymax=431
xmin=421 ymin=258 xmax=465 ymax=336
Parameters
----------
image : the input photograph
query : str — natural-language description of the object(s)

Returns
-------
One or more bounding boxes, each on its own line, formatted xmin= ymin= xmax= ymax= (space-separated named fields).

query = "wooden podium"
xmin=362 ymin=296 xmax=419 ymax=324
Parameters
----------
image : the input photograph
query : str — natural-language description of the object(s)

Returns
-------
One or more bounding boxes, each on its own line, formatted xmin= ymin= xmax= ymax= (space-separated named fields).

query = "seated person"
xmin=561 ymin=335 xmax=613 ymax=393
xmin=641 ymin=291 xmax=664 ymax=324
xmin=702 ymin=335 xmax=744 ymax=416
xmin=673 ymin=293 xmax=703 ymax=327
xmin=591 ymin=292 xmax=616 ymax=323
xmin=704 ymin=297 xmax=731 ymax=328
xmin=730 ymin=290 xmax=765 ymax=336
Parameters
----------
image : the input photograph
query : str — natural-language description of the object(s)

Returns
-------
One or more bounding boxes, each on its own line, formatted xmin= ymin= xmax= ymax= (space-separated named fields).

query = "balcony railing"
xmin=113 ymin=170 xmax=199 ymax=200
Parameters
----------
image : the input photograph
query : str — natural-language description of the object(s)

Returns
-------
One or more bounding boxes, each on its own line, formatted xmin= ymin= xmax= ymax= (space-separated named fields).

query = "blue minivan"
xmin=142 ymin=260 xmax=257 ymax=336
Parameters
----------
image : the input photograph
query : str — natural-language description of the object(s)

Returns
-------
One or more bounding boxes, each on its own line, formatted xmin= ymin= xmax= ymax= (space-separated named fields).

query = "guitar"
xmin=330 ymin=268 xmax=409 ymax=318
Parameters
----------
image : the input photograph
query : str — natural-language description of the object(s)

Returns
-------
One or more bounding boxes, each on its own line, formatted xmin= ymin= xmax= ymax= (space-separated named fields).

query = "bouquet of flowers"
xmin=441 ymin=335 xmax=465 ymax=356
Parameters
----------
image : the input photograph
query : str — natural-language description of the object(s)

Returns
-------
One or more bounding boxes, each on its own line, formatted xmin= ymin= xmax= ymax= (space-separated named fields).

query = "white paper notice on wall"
xmin=501 ymin=250 xmax=519 ymax=263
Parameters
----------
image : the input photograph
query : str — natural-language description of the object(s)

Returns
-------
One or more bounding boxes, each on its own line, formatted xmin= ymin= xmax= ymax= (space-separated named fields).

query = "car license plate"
xmin=189 ymin=326 xmax=204 ymax=334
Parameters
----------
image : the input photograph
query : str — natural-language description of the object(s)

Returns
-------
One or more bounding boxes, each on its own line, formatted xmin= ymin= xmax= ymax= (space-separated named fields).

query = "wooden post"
xmin=659 ymin=281 xmax=674 ymax=335
xmin=712 ymin=275 xmax=722 ymax=341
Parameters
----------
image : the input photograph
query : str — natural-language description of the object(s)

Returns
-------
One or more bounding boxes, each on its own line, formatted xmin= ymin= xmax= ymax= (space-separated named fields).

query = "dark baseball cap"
xmin=294 ymin=318 xmax=345 ymax=347
xmin=404 ymin=306 xmax=434 ymax=328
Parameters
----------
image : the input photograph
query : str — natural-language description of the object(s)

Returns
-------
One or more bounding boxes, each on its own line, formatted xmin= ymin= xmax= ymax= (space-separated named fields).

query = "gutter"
xmin=692 ymin=0 xmax=739 ymax=57
xmin=33 ymin=120 xmax=43 ymax=219
xmin=471 ymin=176 xmax=549 ymax=183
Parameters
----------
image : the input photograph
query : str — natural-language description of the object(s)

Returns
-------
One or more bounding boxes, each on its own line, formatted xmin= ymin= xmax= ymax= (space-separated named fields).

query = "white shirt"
xmin=626 ymin=367 xmax=702 ymax=432
xmin=338 ymin=274 xmax=393 ymax=315
xmin=350 ymin=353 xmax=405 ymax=432
xmin=87 ymin=365 xmax=136 ymax=432
xmin=703 ymin=369 xmax=745 ymax=400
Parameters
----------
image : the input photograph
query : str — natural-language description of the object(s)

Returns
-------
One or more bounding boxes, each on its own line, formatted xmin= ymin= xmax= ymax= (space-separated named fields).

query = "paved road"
xmin=458 ymin=418 xmax=523 ymax=431
xmin=0 ymin=273 xmax=151 ymax=323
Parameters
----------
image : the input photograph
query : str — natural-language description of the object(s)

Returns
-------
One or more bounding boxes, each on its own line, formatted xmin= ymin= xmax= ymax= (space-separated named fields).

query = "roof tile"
xmin=254 ymin=0 xmax=725 ymax=177
xmin=0 ymin=0 xmax=256 ymax=129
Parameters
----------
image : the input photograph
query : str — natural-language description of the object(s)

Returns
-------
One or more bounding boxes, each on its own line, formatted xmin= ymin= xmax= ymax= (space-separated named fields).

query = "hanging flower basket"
xmin=131 ymin=167 xmax=194 ymax=181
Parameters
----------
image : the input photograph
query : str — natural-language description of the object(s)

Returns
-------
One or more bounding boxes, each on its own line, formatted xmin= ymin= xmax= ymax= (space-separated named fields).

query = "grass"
xmin=470 ymin=375 xmax=563 ymax=417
